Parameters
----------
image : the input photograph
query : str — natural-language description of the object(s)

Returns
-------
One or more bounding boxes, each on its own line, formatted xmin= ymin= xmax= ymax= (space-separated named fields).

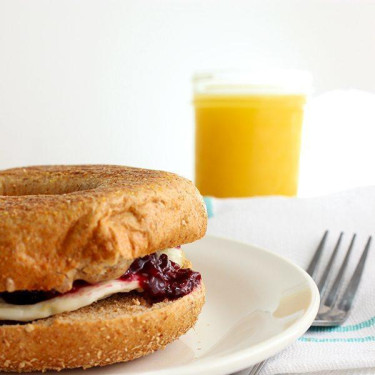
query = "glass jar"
xmin=193 ymin=69 xmax=312 ymax=197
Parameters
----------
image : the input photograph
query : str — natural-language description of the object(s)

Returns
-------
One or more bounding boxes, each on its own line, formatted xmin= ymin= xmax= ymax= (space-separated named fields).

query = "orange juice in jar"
xmin=193 ymin=70 xmax=312 ymax=198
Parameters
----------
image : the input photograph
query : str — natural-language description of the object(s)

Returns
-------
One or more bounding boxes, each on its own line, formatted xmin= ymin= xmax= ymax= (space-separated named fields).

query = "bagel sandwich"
xmin=0 ymin=165 xmax=207 ymax=372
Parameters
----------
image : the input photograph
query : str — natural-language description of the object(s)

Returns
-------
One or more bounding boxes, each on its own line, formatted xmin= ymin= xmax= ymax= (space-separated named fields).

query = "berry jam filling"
xmin=121 ymin=253 xmax=201 ymax=302
xmin=0 ymin=280 xmax=89 ymax=305
xmin=0 ymin=289 xmax=59 ymax=305
xmin=0 ymin=253 xmax=201 ymax=305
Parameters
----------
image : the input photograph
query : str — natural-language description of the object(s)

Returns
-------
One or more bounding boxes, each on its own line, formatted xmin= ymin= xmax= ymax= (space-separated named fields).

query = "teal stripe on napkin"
xmin=309 ymin=315 xmax=375 ymax=333
xmin=299 ymin=335 xmax=375 ymax=343
xmin=203 ymin=197 xmax=214 ymax=218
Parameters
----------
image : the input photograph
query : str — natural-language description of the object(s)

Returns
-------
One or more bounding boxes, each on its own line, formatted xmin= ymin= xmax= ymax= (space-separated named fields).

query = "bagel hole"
xmin=0 ymin=179 xmax=101 ymax=196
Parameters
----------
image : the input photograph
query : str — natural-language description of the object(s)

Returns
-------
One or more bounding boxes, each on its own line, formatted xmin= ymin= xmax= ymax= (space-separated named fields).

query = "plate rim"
xmin=121 ymin=235 xmax=320 ymax=375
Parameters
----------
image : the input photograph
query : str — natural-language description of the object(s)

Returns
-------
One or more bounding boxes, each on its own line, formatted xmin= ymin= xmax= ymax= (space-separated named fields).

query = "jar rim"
xmin=193 ymin=69 xmax=313 ymax=95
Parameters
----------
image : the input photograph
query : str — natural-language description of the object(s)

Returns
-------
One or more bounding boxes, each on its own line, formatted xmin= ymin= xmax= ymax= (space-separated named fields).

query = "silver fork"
xmin=235 ymin=231 xmax=372 ymax=375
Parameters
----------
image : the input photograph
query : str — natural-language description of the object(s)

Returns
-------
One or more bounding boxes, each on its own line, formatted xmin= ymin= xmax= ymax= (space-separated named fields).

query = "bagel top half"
xmin=0 ymin=165 xmax=207 ymax=293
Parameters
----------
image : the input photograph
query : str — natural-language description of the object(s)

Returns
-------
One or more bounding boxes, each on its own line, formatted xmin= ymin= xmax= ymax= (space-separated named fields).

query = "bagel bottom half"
xmin=0 ymin=285 xmax=205 ymax=372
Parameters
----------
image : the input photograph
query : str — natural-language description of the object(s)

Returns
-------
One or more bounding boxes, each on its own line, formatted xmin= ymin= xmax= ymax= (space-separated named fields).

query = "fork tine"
xmin=306 ymin=230 xmax=328 ymax=280
xmin=323 ymin=234 xmax=356 ymax=308
xmin=337 ymin=236 xmax=372 ymax=312
xmin=317 ymin=232 xmax=343 ymax=297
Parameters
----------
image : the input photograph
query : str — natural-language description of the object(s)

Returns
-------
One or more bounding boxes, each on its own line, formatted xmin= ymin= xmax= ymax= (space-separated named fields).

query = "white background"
xmin=1 ymin=0 xmax=375 ymax=196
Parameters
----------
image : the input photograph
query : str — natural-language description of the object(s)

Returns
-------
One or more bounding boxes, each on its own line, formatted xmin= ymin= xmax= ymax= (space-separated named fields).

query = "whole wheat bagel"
xmin=0 ymin=284 xmax=205 ymax=372
xmin=0 ymin=165 xmax=207 ymax=293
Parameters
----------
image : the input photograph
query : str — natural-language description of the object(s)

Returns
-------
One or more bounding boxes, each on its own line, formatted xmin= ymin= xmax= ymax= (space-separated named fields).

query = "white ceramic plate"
xmin=58 ymin=236 xmax=320 ymax=375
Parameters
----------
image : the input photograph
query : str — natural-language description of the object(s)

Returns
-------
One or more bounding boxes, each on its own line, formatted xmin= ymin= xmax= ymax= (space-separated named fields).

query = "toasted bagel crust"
xmin=0 ymin=285 xmax=205 ymax=372
xmin=0 ymin=165 xmax=207 ymax=292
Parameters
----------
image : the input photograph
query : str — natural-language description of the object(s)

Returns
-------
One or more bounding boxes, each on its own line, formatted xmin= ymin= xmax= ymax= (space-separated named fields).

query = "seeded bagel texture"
xmin=0 ymin=165 xmax=207 ymax=293
xmin=0 ymin=284 xmax=205 ymax=372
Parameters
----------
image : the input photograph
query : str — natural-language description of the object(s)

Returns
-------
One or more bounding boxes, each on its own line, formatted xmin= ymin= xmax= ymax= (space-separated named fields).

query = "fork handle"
xmin=246 ymin=360 xmax=266 ymax=375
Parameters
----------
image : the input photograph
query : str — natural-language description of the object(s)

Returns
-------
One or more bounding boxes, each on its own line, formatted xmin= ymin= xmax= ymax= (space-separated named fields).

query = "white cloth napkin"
xmin=204 ymin=187 xmax=375 ymax=375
